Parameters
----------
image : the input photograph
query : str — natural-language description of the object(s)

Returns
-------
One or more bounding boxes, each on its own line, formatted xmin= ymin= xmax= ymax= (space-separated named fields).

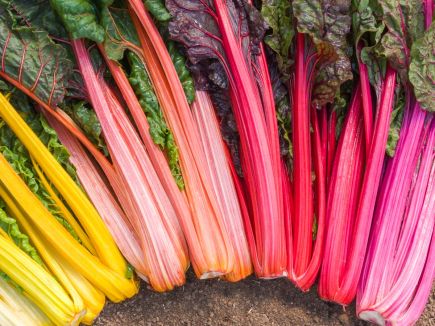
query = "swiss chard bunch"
xmin=166 ymin=0 xmax=288 ymax=279
xmin=356 ymin=0 xmax=435 ymax=324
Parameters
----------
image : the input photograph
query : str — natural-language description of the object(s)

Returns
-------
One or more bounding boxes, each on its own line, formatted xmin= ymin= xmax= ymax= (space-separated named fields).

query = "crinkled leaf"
xmin=166 ymin=41 xmax=195 ymax=104
xmin=144 ymin=0 xmax=171 ymax=22
xmin=268 ymin=54 xmax=292 ymax=161
xmin=8 ymin=0 xmax=68 ymax=39
xmin=261 ymin=0 xmax=294 ymax=78
xmin=166 ymin=0 xmax=267 ymax=90
xmin=0 ymin=7 xmax=73 ymax=107
xmin=0 ymin=200 xmax=43 ymax=265
xmin=352 ymin=0 xmax=380 ymax=46
xmin=293 ymin=0 xmax=353 ymax=106
xmin=61 ymin=101 xmax=107 ymax=154
xmin=127 ymin=52 xmax=184 ymax=188
xmin=378 ymin=0 xmax=424 ymax=82
xmin=48 ymin=0 xmax=108 ymax=43
xmin=409 ymin=22 xmax=435 ymax=112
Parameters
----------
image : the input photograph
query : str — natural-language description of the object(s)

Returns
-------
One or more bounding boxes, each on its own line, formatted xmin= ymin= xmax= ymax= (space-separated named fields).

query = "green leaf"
xmin=409 ymin=22 xmax=435 ymax=112
xmin=0 ymin=200 xmax=43 ymax=265
xmin=0 ymin=7 xmax=73 ymax=107
xmin=127 ymin=52 xmax=184 ymax=188
xmin=166 ymin=41 xmax=195 ymax=104
xmin=62 ymin=101 xmax=107 ymax=154
xmin=143 ymin=0 xmax=171 ymax=22
xmin=292 ymin=0 xmax=353 ymax=106
xmin=386 ymin=89 xmax=404 ymax=156
xmin=377 ymin=0 xmax=425 ymax=82
xmin=48 ymin=0 xmax=107 ymax=43
xmin=9 ymin=0 xmax=68 ymax=38
xmin=101 ymin=7 xmax=140 ymax=61
xmin=261 ymin=0 xmax=294 ymax=78
xmin=352 ymin=0 xmax=385 ymax=47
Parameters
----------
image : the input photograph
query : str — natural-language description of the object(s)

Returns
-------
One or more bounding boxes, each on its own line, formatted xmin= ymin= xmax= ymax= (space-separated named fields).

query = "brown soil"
xmin=95 ymin=271 xmax=434 ymax=326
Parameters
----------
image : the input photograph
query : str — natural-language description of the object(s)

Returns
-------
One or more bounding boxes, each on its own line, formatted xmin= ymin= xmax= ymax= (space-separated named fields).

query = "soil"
xmin=96 ymin=270 xmax=434 ymax=326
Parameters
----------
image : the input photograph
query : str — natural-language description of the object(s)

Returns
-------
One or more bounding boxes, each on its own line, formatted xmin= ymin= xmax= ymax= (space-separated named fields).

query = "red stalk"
xmin=290 ymin=105 xmax=327 ymax=290
xmin=292 ymin=33 xmax=314 ymax=276
xmin=319 ymin=85 xmax=365 ymax=300
xmin=333 ymin=67 xmax=397 ymax=304
xmin=210 ymin=0 xmax=286 ymax=277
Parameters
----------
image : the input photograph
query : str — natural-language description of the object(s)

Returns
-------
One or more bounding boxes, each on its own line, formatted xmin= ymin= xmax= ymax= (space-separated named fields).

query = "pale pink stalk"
xmin=99 ymin=50 xmax=211 ymax=274
xmin=358 ymin=103 xmax=427 ymax=308
xmin=46 ymin=115 xmax=145 ymax=271
xmin=191 ymin=90 xmax=252 ymax=281
xmin=71 ymin=39 xmax=188 ymax=292
xmin=394 ymin=232 xmax=435 ymax=326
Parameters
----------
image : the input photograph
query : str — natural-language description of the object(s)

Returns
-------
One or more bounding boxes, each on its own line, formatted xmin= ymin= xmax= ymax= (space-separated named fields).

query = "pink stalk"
xmin=325 ymin=67 xmax=397 ymax=304
xmin=128 ymin=2 xmax=236 ymax=278
xmin=46 ymin=115 xmax=145 ymax=271
xmin=71 ymin=39 xmax=188 ymax=292
xmin=358 ymin=118 xmax=435 ymax=324
xmin=99 ymin=49 xmax=217 ymax=276
xmin=357 ymin=8 xmax=434 ymax=321
xmin=319 ymin=85 xmax=365 ymax=299
xmin=358 ymin=103 xmax=427 ymax=307
xmin=191 ymin=91 xmax=252 ymax=281
xmin=394 ymin=232 xmax=435 ymax=326
xmin=425 ymin=0 xmax=433 ymax=29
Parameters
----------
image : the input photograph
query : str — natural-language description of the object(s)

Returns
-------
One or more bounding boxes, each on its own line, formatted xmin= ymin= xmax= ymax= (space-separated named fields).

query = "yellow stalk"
xmin=0 ymin=93 xmax=125 ymax=274
xmin=0 ymin=233 xmax=84 ymax=325
xmin=0 ymin=186 xmax=104 ymax=322
xmin=0 ymin=153 xmax=138 ymax=301
xmin=31 ymin=159 xmax=96 ymax=255
xmin=0 ymin=277 xmax=54 ymax=326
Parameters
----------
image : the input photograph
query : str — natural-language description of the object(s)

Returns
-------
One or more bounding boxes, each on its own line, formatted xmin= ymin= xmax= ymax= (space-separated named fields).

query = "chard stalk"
xmin=128 ymin=1 xmax=236 ymax=278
